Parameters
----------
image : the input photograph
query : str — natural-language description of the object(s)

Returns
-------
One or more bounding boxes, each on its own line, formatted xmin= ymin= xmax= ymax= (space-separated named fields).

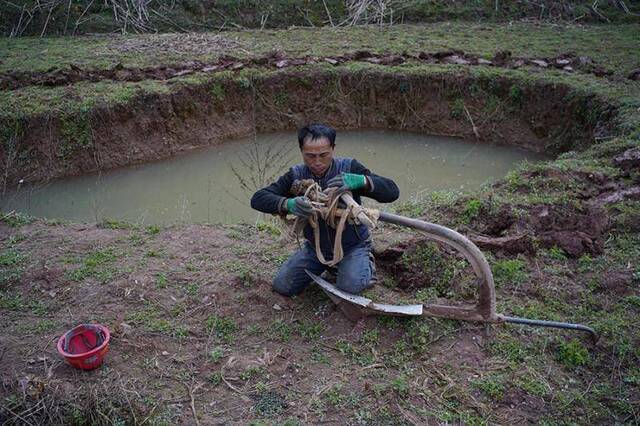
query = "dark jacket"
xmin=251 ymin=157 xmax=399 ymax=257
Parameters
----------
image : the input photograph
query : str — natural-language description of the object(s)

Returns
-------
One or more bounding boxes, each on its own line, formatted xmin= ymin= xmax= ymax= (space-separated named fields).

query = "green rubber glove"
xmin=327 ymin=173 xmax=367 ymax=191
xmin=286 ymin=196 xmax=313 ymax=218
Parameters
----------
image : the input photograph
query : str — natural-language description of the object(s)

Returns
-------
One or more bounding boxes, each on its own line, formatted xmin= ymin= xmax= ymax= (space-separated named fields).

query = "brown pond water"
xmin=1 ymin=130 xmax=547 ymax=225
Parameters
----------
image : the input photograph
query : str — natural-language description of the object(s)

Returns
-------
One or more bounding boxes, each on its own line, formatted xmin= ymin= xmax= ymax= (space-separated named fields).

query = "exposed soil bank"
xmin=1 ymin=67 xmax=616 ymax=188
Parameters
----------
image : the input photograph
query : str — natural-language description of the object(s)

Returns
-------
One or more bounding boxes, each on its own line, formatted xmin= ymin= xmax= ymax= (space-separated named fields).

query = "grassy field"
xmin=1 ymin=21 xmax=639 ymax=424
xmin=1 ymin=23 xmax=639 ymax=73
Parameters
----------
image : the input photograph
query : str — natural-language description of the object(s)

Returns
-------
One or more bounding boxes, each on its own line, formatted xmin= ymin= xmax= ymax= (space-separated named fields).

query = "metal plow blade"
xmin=305 ymin=270 xmax=423 ymax=321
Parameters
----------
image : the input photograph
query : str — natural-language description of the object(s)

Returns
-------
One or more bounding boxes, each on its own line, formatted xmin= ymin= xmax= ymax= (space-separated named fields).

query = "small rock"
xmin=556 ymin=58 xmax=571 ymax=66
xmin=530 ymin=59 xmax=549 ymax=68
xmin=563 ymin=66 xmax=574 ymax=72
xmin=162 ymin=351 xmax=170 ymax=356
xmin=443 ymin=55 xmax=470 ymax=65
xmin=275 ymin=60 xmax=288 ymax=68
xmin=512 ymin=59 xmax=525 ymax=68
xmin=230 ymin=62 xmax=244 ymax=70
xmin=324 ymin=58 xmax=339 ymax=65
xmin=202 ymin=65 xmax=219 ymax=72
xmin=120 ymin=322 xmax=132 ymax=336
xmin=273 ymin=304 xmax=282 ymax=311
xmin=578 ymin=56 xmax=593 ymax=65
xmin=477 ymin=58 xmax=493 ymax=65
xmin=364 ymin=57 xmax=381 ymax=64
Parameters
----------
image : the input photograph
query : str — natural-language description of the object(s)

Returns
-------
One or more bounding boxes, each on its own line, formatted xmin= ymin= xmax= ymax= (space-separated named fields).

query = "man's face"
xmin=301 ymin=136 xmax=334 ymax=177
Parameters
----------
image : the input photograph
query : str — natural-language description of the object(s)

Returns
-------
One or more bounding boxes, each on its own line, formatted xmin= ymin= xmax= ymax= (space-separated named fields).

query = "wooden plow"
xmin=306 ymin=211 xmax=598 ymax=340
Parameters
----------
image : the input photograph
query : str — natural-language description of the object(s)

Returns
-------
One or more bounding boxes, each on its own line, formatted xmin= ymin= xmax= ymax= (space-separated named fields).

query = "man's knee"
xmin=272 ymin=264 xmax=311 ymax=297
xmin=273 ymin=269 xmax=296 ymax=297
xmin=336 ymin=265 xmax=372 ymax=294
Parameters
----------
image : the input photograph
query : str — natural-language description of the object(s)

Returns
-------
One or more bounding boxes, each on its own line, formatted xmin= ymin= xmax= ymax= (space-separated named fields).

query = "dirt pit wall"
xmin=1 ymin=69 xmax=616 ymax=187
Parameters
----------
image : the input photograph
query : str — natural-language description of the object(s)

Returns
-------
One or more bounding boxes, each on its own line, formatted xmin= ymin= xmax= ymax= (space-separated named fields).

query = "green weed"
xmin=473 ymin=375 xmax=505 ymax=400
xmin=490 ymin=335 xmax=529 ymax=363
xmin=253 ymin=391 xmax=286 ymax=417
xmin=508 ymin=85 xmax=523 ymax=108
xmin=390 ymin=374 xmax=410 ymax=397
xmin=0 ymin=248 xmax=24 ymax=286
xmin=256 ymin=220 xmax=281 ymax=237
xmin=450 ymin=98 xmax=465 ymax=119
xmin=557 ymin=339 xmax=590 ymax=368
xmin=100 ymin=219 xmax=135 ymax=230
xmin=0 ymin=212 xmax=33 ymax=227
xmin=208 ymin=372 xmax=222 ymax=386
xmin=155 ymin=272 xmax=168 ymax=289
xmin=461 ymin=198 xmax=482 ymax=223
xmin=492 ymin=257 xmax=528 ymax=288
xmin=208 ymin=348 xmax=225 ymax=363
xmin=145 ymin=225 xmax=161 ymax=235
xmin=209 ymin=83 xmax=225 ymax=101
xmin=268 ymin=319 xmax=292 ymax=342
xmin=205 ymin=314 xmax=237 ymax=343
xmin=66 ymin=248 xmax=118 ymax=283
xmin=504 ymin=170 xmax=526 ymax=192
xmin=57 ymin=114 xmax=93 ymax=160
xmin=402 ymin=241 xmax=456 ymax=297
xmin=516 ymin=372 xmax=550 ymax=397
xmin=310 ymin=347 xmax=330 ymax=364
xmin=406 ymin=320 xmax=431 ymax=352
xmin=360 ymin=329 xmax=379 ymax=346
xmin=297 ymin=321 xmax=323 ymax=341
xmin=325 ymin=384 xmax=346 ymax=407
xmin=126 ymin=307 xmax=174 ymax=334
xmin=545 ymin=246 xmax=568 ymax=261
xmin=185 ymin=282 xmax=200 ymax=296
xmin=240 ymin=366 xmax=264 ymax=381
xmin=335 ymin=339 xmax=375 ymax=366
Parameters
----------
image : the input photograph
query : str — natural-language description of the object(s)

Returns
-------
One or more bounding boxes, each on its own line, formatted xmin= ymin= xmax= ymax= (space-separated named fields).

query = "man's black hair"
xmin=297 ymin=123 xmax=336 ymax=150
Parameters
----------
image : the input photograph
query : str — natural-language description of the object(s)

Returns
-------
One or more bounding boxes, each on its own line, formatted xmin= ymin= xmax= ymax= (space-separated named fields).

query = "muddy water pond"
xmin=2 ymin=130 xmax=547 ymax=225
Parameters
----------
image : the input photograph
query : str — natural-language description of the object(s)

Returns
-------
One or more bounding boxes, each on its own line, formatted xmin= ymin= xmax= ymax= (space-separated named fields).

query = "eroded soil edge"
xmin=1 ymin=68 xmax=615 ymax=188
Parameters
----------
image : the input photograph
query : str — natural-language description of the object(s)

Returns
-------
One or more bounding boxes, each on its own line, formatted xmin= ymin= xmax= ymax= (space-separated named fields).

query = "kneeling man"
xmin=251 ymin=123 xmax=399 ymax=296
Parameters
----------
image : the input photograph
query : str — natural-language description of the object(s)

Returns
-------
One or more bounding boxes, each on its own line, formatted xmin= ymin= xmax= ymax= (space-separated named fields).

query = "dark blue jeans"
xmin=273 ymin=240 xmax=374 ymax=296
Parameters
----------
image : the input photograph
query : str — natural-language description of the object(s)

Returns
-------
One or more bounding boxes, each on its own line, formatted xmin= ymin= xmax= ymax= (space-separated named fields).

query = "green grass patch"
xmin=491 ymin=257 xmax=528 ymax=288
xmin=556 ymin=339 xmax=590 ymax=368
xmin=66 ymin=247 xmax=119 ymax=283
xmin=473 ymin=374 xmax=506 ymax=400
xmin=205 ymin=314 xmax=238 ymax=344
xmin=0 ymin=212 xmax=34 ymax=227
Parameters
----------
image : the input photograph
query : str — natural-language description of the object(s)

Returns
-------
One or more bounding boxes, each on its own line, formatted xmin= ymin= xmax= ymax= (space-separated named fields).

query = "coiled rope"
xmin=289 ymin=179 xmax=379 ymax=267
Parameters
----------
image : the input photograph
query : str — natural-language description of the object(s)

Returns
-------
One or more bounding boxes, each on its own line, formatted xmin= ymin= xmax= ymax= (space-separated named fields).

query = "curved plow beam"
xmin=307 ymin=211 xmax=597 ymax=340
xmin=379 ymin=211 xmax=499 ymax=323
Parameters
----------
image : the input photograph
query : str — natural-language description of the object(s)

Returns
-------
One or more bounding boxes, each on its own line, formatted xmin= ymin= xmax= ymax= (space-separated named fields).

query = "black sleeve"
xmin=350 ymin=159 xmax=400 ymax=203
xmin=250 ymin=169 xmax=294 ymax=214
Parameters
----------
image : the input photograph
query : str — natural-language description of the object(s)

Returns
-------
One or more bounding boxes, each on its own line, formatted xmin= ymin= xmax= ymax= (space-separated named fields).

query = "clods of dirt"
xmin=613 ymin=147 xmax=640 ymax=171
xmin=529 ymin=203 xmax=609 ymax=257
xmin=0 ymin=49 xmax=613 ymax=91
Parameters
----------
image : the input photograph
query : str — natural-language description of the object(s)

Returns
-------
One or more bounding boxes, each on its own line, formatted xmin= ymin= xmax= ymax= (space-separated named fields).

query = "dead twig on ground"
xmin=183 ymin=381 xmax=203 ymax=426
